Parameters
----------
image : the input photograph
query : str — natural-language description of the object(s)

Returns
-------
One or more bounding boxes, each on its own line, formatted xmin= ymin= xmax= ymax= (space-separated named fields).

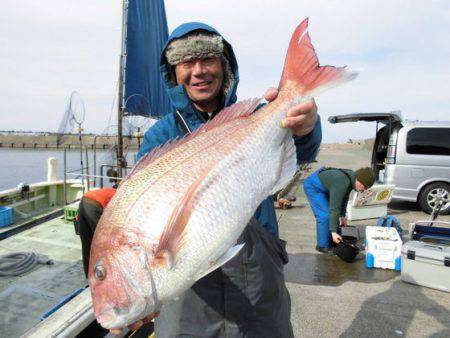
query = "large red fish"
xmin=89 ymin=18 xmax=357 ymax=330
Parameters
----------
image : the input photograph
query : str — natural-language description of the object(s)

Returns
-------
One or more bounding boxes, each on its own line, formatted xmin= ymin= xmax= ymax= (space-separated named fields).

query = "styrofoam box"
xmin=346 ymin=184 xmax=396 ymax=221
xmin=365 ymin=226 xmax=402 ymax=270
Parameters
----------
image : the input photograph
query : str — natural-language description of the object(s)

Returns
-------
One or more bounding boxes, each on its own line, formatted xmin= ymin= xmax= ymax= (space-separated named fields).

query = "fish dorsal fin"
xmin=203 ymin=98 xmax=261 ymax=132
xmin=152 ymin=163 xmax=215 ymax=269
xmin=123 ymin=98 xmax=261 ymax=181
xmin=194 ymin=243 xmax=245 ymax=281
xmin=124 ymin=138 xmax=180 ymax=180
xmin=172 ymin=98 xmax=261 ymax=147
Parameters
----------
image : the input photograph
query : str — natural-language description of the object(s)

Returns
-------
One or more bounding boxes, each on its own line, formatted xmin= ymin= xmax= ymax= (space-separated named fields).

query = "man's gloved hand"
xmin=109 ymin=311 xmax=159 ymax=336
xmin=264 ymin=87 xmax=318 ymax=136
xmin=331 ymin=232 xmax=342 ymax=244
xmin=339 ymin=217 xmax=348 ymax=227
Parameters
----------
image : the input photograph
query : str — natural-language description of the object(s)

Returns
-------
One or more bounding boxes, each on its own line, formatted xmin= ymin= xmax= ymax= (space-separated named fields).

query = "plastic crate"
xmin=0 ymin=206 xmax=14 ymax=228
xmin=64 ymin=204 xmax=78 ymax=222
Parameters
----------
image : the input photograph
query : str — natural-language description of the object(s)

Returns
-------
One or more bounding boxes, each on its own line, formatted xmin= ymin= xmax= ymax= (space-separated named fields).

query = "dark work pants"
xmin=155 ymin=219 xmax=294 ymax=338
xmin=77 ymin=197 xmax=103 ymax=278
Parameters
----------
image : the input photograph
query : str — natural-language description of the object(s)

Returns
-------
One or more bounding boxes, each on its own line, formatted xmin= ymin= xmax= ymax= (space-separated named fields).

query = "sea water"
xmin=0 ymin=148 xmax=138 ymax=191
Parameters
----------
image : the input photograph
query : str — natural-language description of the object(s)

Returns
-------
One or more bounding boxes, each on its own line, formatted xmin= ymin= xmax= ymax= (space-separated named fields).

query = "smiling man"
xmin=174 ymin=56 xmax=223 ymax=112
xmin=164 ymin=30 xmax=231 ymax=117
xmin=132 ymin=22 xmax=321 ymax=338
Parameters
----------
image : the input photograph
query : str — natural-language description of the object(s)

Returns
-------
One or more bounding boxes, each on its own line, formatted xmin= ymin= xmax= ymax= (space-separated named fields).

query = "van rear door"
xmin=328 ymin=111 xmax=402 ymax=125
xmin=328 ymin=111 xmax=403 ymax=179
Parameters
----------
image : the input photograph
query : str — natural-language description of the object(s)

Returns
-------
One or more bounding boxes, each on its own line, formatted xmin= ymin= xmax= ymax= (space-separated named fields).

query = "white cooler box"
xmin=347 ymin=184 xmax=395 ymax=221
xmin=401 ymin=240 xmax=450 ymax=292
xmin=365 ymin=226 xmax=402 ymax=271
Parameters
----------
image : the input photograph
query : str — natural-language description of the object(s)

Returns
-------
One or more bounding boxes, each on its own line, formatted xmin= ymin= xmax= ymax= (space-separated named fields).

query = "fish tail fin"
xmin=279 ymin=18 xmax=358 ymax=99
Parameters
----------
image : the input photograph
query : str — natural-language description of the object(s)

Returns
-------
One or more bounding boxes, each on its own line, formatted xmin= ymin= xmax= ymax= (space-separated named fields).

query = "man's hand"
xmin=264 ymin=87 xmax=318 ymax=136
xmin=109 ymin=312 xmax=159 ymax=335
xmin=339 ymin=217 xmax=348 ymax=227
xmin=331 ymin=232 xmax=342 ymax=244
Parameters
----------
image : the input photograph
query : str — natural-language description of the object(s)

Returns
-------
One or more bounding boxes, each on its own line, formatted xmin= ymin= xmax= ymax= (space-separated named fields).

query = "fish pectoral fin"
xmin=194 ymin=243 xmax=245 ymax=281
xmin=154 ymin=249 xmax=174 ymax=269
xmin=154 ymin=164 xmax=215 ymax=269
xmin=270 ymin=134 xmax=297 ymax=195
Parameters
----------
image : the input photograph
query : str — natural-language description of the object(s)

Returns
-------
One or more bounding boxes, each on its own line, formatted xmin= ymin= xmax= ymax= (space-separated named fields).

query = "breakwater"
xmin=0 ymin=133 xmax=140 ymax=150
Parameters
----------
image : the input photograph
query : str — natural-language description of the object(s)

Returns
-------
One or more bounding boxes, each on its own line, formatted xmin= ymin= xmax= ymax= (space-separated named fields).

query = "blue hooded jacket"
xmin=137 ymin=22 xmax=321 ymax=237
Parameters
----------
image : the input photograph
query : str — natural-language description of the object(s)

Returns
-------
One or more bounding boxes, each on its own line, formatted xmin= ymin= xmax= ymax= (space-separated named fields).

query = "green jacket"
xmin=318 ymin=168 xmax=356 ymax=231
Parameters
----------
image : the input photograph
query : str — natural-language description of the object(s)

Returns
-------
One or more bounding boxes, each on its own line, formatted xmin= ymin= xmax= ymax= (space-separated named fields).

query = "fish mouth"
xmin=96 ymin=301 xmax=147 ymax=329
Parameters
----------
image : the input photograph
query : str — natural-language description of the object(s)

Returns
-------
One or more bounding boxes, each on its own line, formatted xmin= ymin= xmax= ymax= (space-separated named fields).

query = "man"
xmin=76 ymin=187 xmax=116 ymax=277
xmin=117 ymin=22 xmax=321 ymax=337
xmin=303 ymin=167 xmax=375 ymax=254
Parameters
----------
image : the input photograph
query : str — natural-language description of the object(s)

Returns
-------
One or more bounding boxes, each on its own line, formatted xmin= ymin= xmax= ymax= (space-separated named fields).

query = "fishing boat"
xmin=0 ymin=1 xmax=170 ymax=336
xmin=0 ymin=163 xmax=90 ymax=337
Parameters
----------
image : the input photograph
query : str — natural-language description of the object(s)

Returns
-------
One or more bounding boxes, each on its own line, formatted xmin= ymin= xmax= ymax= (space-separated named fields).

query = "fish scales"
xmin=147 ymin=107 xmax=290 ymax=299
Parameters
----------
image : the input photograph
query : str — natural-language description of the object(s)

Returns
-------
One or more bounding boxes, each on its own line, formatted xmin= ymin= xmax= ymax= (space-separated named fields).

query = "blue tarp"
xmin=124 ymin=0 xmax=173 ymax=117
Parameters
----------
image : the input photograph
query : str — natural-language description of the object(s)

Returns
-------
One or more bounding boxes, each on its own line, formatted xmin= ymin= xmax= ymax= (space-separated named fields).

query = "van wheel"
xmin=418 ymin=182 xmax=450 ymax=215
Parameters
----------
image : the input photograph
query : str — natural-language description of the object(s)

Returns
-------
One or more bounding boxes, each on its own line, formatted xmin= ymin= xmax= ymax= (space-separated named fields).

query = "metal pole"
xmin=117 ymin=0 xmax=128 ymax=178
xmin=100 ymin=165 xmax=105 ymax=188
xmin=84 ymin=146 xmax=90 ymax=191
xmin=63 ymin=147 xmax=67 ymax=205
xmin=77 ymin=125 xmax=85 ymax=193
xmin=137 ymin=128 xmax=141 ymax=150
xmin=93 ymin=135 xmax=98 ymax=187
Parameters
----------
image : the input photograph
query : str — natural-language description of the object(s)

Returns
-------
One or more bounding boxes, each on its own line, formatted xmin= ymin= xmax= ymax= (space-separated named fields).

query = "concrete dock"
xmin=1 ymin=143 xmax=449 ymax=337
xmin=280 ymin=144 xmax=450 ymax=337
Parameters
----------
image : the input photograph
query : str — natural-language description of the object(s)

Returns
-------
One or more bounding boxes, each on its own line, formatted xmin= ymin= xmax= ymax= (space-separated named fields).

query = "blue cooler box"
xmin=0 ymin=206 xmax=13 ymax=228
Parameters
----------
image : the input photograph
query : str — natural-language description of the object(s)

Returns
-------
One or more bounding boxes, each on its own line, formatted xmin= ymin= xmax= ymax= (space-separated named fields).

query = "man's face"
xmin=355 ymin=180 xmax=366 ymax=192
xmin=175 ymin=57 xmax=224 ymax=112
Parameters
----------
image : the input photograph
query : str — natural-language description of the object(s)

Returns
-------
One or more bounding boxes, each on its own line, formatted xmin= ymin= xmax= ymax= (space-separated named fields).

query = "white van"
xmin=328 ymin=111 xmax=450 ymax=215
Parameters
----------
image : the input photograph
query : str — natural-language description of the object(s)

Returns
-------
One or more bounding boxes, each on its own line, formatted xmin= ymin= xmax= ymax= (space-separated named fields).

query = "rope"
xmin=0 ymin=252 xmax=54 ymax=276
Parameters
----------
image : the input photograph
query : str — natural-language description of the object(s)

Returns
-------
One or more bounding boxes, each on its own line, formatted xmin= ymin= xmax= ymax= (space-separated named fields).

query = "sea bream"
xmin=89 ymin=18 xmax=357 ymax=330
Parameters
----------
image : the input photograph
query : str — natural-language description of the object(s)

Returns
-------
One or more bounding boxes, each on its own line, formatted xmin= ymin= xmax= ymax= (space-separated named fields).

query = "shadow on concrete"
xmin=285 ymin=224 xmax=399 ymax=286
xmin=285 ymin=253 xmax=398 ymax=286
xmin=340 ymin=281 xmax=450 ymax=337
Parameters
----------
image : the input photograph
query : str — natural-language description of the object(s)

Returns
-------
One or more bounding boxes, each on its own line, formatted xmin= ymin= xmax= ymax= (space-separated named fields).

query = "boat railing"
xmin=62 ymin=145 xmax=135 ymax=204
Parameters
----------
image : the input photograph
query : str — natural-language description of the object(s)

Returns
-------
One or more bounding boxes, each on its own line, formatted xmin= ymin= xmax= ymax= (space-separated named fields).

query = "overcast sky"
xmin=1 ymin=0 xmax=449 ymax=142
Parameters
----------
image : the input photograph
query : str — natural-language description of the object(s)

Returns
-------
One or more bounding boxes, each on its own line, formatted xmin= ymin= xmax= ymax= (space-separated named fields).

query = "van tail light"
xmin=386 ymin=144 xmax=396 ymax=164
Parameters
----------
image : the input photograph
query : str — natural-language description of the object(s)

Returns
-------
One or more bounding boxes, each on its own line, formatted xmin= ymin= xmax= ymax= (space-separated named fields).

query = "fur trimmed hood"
xmin=160 ymin=22 xmax=239 ymax=119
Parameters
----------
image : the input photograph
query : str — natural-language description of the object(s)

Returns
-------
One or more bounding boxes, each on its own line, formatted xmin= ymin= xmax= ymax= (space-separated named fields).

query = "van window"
xmin=406 ymin=128 xmax=450 ymax=155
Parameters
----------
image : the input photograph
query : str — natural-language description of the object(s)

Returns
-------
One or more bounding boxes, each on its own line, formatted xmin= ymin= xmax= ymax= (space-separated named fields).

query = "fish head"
xmin=89 ymin=232 xmax=159 ymax=330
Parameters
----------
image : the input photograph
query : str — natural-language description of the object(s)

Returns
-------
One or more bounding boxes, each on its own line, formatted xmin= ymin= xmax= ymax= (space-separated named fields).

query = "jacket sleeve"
xmin=136 ymin=117 xmax=173 ymax=161
xmin=292 ymin=115 xmax=322 ymax=165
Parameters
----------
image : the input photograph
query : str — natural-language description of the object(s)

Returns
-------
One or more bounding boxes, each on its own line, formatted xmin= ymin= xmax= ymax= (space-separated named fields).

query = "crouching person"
xmin=303 ymin=167 xmax=375 ymax=254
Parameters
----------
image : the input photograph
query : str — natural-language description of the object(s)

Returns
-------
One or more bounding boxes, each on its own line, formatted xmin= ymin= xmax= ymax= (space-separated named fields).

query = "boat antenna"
xmin=117 ymin=0 xmax=128 ymax=178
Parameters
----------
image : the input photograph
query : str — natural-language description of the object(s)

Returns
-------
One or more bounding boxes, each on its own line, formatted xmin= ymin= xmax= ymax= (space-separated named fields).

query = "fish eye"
xmin=94 ymin=263 xmax=106 ymax=281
